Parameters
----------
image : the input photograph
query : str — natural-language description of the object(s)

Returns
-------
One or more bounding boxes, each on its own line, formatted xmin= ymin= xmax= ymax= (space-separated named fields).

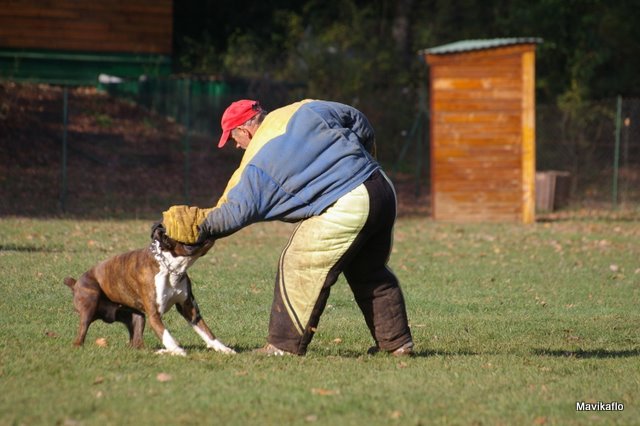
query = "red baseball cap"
xmin=218 ymin=99 xmax=260 ymax=148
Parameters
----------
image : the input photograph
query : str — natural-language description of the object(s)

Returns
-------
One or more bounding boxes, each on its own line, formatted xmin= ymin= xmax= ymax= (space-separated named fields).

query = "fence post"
xmin=59 ymin=86 xmax=69 ymax=213
xmin=183 ymin=78 xmax=191 ymax=204
xmin=612 ymin=95 xmax=622 ymax=209
xmin=622 ymin=116 xmax=630 ymax=202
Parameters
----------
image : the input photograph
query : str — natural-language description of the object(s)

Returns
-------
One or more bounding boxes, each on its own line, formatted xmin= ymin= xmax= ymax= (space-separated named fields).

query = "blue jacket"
xmin=202 ymin=100 xmax=380 ymax=238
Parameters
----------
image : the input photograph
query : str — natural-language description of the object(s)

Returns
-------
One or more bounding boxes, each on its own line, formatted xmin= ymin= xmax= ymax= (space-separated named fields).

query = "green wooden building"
xmin=0 ymin=0 xmax=173 ymax=85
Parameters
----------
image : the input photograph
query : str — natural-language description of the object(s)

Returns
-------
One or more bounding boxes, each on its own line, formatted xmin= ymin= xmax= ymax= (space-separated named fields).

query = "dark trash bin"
xmin=535 ymin=171 xmax=571 ymax=212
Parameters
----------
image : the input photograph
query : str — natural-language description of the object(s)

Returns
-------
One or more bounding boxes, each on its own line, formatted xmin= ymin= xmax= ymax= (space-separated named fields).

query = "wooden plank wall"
xmin=426 ymin=45 xmax=536 ymax=223
xmin=0 ymin=0 xmax=172 ymax=54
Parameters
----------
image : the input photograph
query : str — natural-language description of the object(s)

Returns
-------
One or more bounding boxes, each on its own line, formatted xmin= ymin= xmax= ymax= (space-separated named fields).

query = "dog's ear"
xmin=150 ymin=222 xmax=175 ymax=251
xmin=150 ymin=221 xmax=164 ymax=240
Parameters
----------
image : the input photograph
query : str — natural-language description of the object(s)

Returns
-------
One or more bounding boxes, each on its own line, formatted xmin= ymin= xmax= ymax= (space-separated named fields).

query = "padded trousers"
xmin=267 ymin=170 xmax=413 ymax=355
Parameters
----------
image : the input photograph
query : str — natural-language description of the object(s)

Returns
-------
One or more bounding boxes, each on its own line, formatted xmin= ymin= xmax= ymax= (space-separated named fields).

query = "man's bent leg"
xmin=344 ymin=170 xmax=412 ymax=352
xmin=267 ymin=184 xmax=370 ymax=355
xmin=344 ymin=254 xmax=412 ymax=352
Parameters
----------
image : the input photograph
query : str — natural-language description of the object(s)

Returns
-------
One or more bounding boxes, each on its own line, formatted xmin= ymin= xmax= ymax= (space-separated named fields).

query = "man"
xmin=168 ymin=99 xmax=413 ymax=356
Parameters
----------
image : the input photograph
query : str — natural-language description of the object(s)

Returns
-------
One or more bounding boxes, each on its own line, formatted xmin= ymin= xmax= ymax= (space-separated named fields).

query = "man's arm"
xmin=199 ymin=165 xmax=284 ymax=239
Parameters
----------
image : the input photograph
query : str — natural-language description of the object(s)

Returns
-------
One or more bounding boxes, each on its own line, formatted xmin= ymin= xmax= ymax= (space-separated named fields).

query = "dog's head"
xmin=150 ymin=222 xmax=215 ymax=258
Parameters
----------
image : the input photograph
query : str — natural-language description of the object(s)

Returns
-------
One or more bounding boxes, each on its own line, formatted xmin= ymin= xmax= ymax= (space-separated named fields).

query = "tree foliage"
xmin=175 ymin=0 xmax=639 ymax=100
xmin=173 ymin=0 xmax=640 ymax=162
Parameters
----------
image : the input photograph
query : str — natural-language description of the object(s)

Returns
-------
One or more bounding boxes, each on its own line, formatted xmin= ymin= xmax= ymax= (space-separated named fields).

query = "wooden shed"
xmin=422 ymin=38 xmax=542 ymax=223
xmin=0 ymin=0 xmax=173 ymax=85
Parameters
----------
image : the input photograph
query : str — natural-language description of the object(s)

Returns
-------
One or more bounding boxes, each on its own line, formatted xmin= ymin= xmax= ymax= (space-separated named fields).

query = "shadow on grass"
xmin=0 ymin=243 xmax=64 ymax=252
xmin=533 ymin=348 xmax=640 ymax=359
xmin=116 ymin=344 xmax=485 ymax=359
xmin=303 ymin=348 xmax=481 ymax=358
xmin=416 ymin=349 xmax=480 ymax=357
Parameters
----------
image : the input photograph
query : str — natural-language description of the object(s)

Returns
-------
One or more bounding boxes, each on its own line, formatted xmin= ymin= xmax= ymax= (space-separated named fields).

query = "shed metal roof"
xmin=420 ymin=37 xmax=543 ymax=55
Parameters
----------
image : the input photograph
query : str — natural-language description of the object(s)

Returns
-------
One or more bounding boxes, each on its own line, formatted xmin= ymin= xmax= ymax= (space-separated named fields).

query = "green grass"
xmin=1 ymin=216 xmax=639 ymax=425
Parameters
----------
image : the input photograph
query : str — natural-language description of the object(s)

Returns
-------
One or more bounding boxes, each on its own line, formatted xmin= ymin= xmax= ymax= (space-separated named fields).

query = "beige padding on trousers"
xmin=278 ymin=183 xmax=370 ymax=334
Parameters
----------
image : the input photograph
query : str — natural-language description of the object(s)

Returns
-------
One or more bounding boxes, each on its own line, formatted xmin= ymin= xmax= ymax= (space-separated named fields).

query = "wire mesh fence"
xmin=1 ymin=81 xmax=231 ymax=218
xmin=1 ymin=79 xmax=638 ymax=219
xmin=537 ymin=97 xmax=640 ymax=208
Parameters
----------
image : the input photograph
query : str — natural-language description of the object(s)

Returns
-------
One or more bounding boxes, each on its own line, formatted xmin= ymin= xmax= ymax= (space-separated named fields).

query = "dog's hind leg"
xmin=71 ymin=277 xmax=102 ymax=346
xmin=74 ymin=310 xmax=95 ymax=346
xmin=63 ymin=276 xmax=90 ymax=345
xmin=176 ymin=288 xmax=235 ymax=354
xmin=115 ymin=309 xmax=146 ymax=349
xmin=130 ymin=313 xmax=145 ymax=348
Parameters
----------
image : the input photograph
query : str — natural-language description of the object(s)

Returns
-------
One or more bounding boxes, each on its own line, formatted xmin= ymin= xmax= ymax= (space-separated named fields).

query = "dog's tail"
xmin=63 ymin=277 xmax=76 ymax=289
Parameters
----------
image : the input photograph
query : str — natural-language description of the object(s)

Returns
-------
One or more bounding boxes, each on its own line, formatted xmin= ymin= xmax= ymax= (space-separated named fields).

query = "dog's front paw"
xmin=156 ymin=347 xmax=187 ymax=357
xmin=208 ymin=339 xmax=236 ymax=355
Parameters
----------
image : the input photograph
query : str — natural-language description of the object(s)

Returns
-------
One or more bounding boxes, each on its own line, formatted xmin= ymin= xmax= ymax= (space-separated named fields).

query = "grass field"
xmin=1 ymin=214 xmax=639 ymax=425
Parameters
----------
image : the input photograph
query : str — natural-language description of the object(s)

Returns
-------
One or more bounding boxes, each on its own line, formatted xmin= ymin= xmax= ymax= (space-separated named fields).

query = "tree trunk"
xmin=392 ymin=0 xmax=415 ymax=65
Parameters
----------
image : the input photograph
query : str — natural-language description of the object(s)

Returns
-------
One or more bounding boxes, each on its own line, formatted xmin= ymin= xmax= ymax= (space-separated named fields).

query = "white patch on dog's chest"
xmin=154 ymin=272 xmax=188 ymax=314
xmin=152 ymin=247 xmax=196 ymax=314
